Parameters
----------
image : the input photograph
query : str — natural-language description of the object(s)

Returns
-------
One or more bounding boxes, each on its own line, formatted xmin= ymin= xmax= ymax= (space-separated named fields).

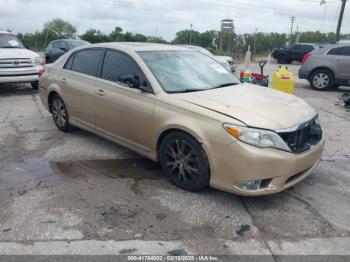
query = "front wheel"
xmin=50 ymin=95 xmax=72 ymax=132
xmin=159 ymin=132 xmax=210 ymax=191
xmin=309 ymin=69 xmax=335 ymax=91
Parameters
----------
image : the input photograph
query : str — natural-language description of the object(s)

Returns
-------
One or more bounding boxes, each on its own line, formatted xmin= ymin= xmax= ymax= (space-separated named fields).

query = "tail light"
xmin=302 ymin=52 xmax=313 ymax=65
xmin=38 ymin=67 xmax=45 ymax=77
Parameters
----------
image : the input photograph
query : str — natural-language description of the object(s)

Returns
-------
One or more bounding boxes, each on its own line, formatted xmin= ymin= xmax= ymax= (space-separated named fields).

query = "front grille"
xmin=278 ymin=117 xmax=322 ymax=153
xmin=0 ymin=58 xmax=33 ymax=68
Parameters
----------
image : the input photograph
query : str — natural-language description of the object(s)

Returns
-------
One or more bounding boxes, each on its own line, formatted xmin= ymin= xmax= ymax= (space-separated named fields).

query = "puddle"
xmin=0 ymin=158 xmax=162 ymax=191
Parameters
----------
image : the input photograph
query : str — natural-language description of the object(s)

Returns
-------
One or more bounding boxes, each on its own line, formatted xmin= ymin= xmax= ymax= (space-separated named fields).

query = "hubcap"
xmin=165 ymin=140 xmax=199 ymax=183
xmin=313 ymin=73 xmax=329 ymax=89
xmin=52 ymin=99 xmax=66 ymax=128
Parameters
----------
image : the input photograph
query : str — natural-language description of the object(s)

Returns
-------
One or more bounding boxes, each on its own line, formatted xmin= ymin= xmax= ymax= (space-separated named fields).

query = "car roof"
xmin=0 ymin=30 xmax=13 ymax=35
xmin=89 ymin=42 xmax=194 ymax=52
xmin=294 ymin=43 xmax=316 ymax=45
xmin=313 ymin=42 xmax=350 ymax=54
xmin=51 ymin=39 xmax=87 ymax=43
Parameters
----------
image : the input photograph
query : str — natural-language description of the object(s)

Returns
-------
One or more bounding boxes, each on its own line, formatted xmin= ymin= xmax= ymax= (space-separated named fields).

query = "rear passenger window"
xmin=292 ymin=45 xmax=301 ymax=50
xmin=64 ymin=54 xmax=75 ymax=70
xmin=101 ymin=50 xmax=146 ymax=83
xmin=71 ymin=49 xmax=103 ymax=77
xmin=342 ymin=46 xmax=350 ymax=56
xmin=327 ymin=47 xmax=343 ymax=55
xmin=302 ymin=45 xmax=314 ymax=52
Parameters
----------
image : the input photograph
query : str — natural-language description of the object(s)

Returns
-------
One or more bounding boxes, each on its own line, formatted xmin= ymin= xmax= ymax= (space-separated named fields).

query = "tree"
xmin=80 ymin=29 xmax=109 ymax=43
xmin=198 ymin=30 xmax=217 ymax=48
xmin=43 ymin=18 xmax=77 ymax=39
xmin=109 ymin=26 xmax=125 ymax=41
xmin=172 ymin=30 xmax=201 ymax=45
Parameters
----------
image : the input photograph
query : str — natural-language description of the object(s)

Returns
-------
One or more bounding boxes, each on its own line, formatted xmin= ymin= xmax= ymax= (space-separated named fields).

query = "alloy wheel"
xmin=313 ymin=73 xmax=329 ymax=89
xmin=165 ymin=139 xmax=199 ymax=183
xmin=52 ymin=98 xmax=67 ymax=128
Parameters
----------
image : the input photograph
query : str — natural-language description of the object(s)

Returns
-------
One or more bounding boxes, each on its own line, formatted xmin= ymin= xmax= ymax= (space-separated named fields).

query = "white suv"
xmin=0 ymin=30 xmax=43 ymax=89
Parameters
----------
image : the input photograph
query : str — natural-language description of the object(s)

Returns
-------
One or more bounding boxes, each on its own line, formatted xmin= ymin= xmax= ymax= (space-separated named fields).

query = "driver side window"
xmin=101 ymin=50 xmax=148 ymax=87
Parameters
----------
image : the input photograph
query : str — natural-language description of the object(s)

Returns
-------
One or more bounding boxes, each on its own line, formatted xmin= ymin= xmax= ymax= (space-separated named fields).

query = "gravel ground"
xmin=0 ymin=63 xmax=350 ymax=260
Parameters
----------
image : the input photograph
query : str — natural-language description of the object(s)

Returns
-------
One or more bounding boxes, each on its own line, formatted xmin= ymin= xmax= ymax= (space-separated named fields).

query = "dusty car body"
xmin=39 ymin=42 xmax=324 ymax=196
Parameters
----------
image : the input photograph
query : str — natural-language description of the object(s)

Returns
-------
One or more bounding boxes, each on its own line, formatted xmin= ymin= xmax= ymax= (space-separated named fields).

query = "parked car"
xmin=272 ymin=43 xmax=319 ymax=64
xmin=216 ymin=55 xmax=234 ymax=65
xmin=178 ymin=45 xmax=235 ymax=72
xmin=299 ymin=43 xmax=350 ymax=91
xmin=0 ymin=30 xmax=43 ymax=89
xmin=45 ymin=39 xmax=90 ymax=63
xmin=39 ymin=43 xmax=324 ymax=196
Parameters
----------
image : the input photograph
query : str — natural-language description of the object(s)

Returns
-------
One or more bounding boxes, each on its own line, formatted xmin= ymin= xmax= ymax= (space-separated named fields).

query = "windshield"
xmin=138 ymin=51 xmax=240 ymax=93
xmin=67 ymin=40 xmax=89 ymax=49
xmin=0 ymin=33 xmax=24 ymax=48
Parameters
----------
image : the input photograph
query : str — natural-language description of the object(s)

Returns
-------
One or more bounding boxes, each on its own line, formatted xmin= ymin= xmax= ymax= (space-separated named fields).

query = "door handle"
xmin=96 ymin=89 xmax=105 ymax=96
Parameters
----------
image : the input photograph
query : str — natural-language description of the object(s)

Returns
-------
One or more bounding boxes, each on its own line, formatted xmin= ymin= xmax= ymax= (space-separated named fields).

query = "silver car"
xmin=299 ymin=43 xmax=350 ymax=91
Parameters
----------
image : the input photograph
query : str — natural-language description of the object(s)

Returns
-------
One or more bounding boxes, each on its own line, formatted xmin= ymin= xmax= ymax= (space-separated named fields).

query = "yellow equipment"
xmin=272 ymin=66 xmax=295 ymax=94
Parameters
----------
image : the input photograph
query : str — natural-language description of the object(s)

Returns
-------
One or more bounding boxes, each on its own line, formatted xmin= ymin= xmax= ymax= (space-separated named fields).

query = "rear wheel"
xmin=277 ymin=55 xmax=288 ymax=64
xmin=159 ymin=132 xmax=210 ymax=191
xmin=50 ymin=95 xmax=72 ymax=132
xmin=309 ymin=69 xmax=335 ymax=91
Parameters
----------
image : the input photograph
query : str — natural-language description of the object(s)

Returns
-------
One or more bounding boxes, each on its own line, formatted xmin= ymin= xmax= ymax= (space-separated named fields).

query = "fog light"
xmin=234 ymin=179 xmax=272 ymax=191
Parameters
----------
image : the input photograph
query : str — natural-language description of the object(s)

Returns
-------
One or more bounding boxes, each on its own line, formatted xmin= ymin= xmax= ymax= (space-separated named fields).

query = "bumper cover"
xmin=205 ymin=137 xmax=325 ymax=196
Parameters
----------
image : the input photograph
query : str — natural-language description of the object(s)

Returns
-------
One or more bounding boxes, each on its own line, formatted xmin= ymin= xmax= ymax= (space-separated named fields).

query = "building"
xmin=221 ymin=19 xmax=234 ymax=33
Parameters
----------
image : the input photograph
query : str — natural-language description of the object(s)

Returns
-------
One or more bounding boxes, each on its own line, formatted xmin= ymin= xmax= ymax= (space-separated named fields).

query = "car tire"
xmin=50 ymin=95 xmax=72 ymax=132
xmin=277 ymin=55 xmax=288 ymax=64
xmin=159 ymin=131 xmax=210 ymax=192
xmin=309 ymin=69 xmax=335 ymax=91
xmin=31 ymin=81 xmax=38 ymax=90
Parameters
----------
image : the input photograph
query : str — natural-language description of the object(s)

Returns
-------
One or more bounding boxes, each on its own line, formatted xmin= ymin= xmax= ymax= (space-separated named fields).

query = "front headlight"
xmin=223 ymin=123 xmax=291 ymax=152
xmin=33 ymin=57 xmax=41 ymax=66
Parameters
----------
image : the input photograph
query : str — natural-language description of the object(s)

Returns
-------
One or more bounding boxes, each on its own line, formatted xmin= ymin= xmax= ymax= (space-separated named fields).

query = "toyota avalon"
xmin=39 ymin=43 xmax=324 ymax=196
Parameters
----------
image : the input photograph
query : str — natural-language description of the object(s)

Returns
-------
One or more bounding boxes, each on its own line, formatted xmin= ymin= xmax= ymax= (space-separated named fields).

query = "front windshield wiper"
xmin=167 ymin=89 xmax=206 ymax=94
xmin=210 ymin=82 xmax=238 ymax=90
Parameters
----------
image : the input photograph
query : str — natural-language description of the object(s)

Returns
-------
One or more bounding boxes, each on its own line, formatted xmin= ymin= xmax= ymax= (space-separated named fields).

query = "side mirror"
xmin=118 ymin=74 xmax=140 ymax=89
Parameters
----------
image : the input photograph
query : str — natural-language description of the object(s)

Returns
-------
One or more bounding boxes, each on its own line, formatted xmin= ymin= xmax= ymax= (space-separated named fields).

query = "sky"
xmin=0 ymin=0 xmax=349 ymax=40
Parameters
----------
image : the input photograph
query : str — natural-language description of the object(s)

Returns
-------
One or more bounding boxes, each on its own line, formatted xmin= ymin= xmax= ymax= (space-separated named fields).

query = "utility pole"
xmin=253 ymin=27 xmax=258 ymax=62
xmin=336 ymin=0 xmax=347 ymax=41
xmin=296 ymin=26 xmax=300 ymax=43
xmin=289 ymin=16 xmax=296 ymax=45
xmin=189 ymin=24 xmax=193 ymax=45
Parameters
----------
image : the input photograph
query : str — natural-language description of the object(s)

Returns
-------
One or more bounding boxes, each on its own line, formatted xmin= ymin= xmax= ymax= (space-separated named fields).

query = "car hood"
xmin=172 ymin=84 xmax=316 ymax=130
xmin=0 ymin=48 xmax=39 ymax=60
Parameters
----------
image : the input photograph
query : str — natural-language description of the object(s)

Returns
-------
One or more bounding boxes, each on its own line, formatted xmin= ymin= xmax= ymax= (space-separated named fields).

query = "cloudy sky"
xmin=1 ymin=0 xmax=349 ymax=40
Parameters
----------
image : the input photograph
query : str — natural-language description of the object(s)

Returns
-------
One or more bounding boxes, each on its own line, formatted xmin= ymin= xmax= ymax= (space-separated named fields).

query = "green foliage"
xmin=44 ymin=18 xmax=77 ymax=39
xmin=16 ymin=19 xmax=77 ymax=51
xmin=80 ymin=29 xmax=109 ymax=43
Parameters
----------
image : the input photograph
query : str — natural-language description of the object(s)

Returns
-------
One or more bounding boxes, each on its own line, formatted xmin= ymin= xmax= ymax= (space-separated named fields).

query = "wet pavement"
xmin=0 ymin=65 xmax=350 ymax=257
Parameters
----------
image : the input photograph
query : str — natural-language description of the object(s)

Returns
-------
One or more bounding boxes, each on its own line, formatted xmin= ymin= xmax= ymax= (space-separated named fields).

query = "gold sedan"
xmin=39 ymin=43 xmax=324 ymax=196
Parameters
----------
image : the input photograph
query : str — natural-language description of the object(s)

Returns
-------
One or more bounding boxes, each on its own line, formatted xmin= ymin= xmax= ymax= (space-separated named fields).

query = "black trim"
xmin=0 ymin=73 xmax=37 ymax=77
